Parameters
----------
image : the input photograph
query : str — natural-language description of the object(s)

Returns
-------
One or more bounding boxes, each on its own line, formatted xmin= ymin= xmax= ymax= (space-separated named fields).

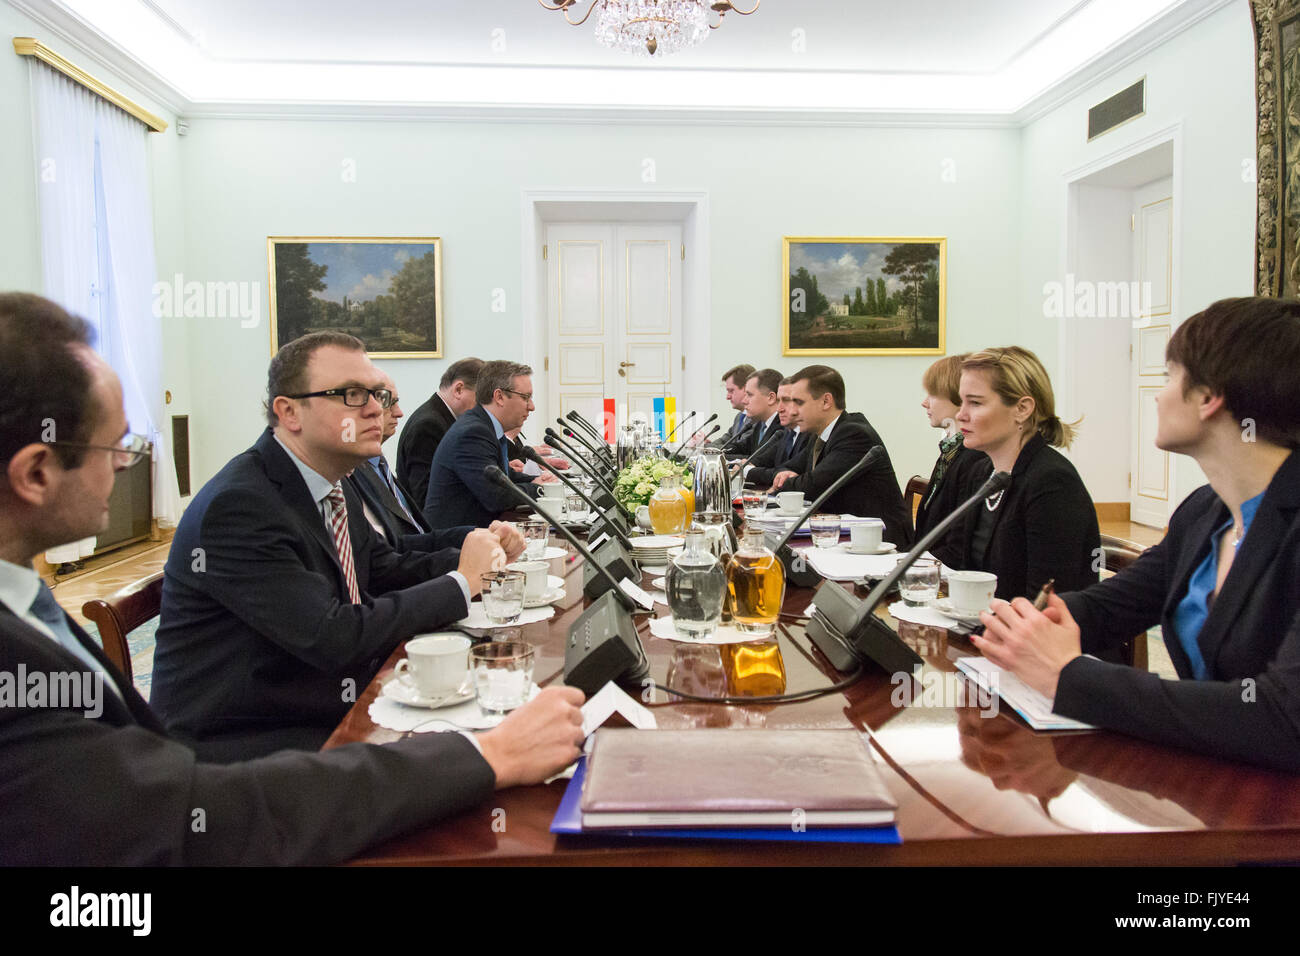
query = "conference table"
xmin=325 ymin=537 xmax=1300 ymax=866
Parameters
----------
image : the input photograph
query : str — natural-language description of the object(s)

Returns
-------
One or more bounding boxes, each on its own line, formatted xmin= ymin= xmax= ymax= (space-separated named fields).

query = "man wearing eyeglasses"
xmin=423 ymin=360 xmax=558 ymax=530
xmin=151 ymin=332 xmax=517 ymax=761
xmin=0 ymin=296 xmax=586 ymax=863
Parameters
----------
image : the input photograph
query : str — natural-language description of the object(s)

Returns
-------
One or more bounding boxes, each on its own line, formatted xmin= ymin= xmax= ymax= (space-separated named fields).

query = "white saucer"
xmin=838 ymin=542 xmax=897 ymax=555
xmin=523 ymin=583 xmax=565 ymax=608
xmin=933 ymin=598 xmax=988 ymax=626
xmin=529 ymin=546 xmax=568 ymax=561
xmin=651 ymin=576 xmax=667 ymax=590
xmin=381 ymin=677 xmax=475 ymax=710
xmin=631 ymin=535 xmax=686 ymax=550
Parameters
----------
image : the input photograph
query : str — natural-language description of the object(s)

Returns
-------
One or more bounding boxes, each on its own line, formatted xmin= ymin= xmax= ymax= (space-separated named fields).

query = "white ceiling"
xmin=11 ymin=0 xmax=1236 ymax=122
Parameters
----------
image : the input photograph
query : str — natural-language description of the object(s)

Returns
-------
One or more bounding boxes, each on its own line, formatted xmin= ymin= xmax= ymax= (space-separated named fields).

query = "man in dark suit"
xmin=736 ymin=368 xmax=783 ymax=457
xmin=0 ymin=294 xmax=584 ymax=864
xmin=151 ymin=333 xmax=523 ymax=761
xmin=350 ymin=369 xmax=523 ymax=556
xmin=713 ymin=363 xmax=755 ymax=446
xmin=396 ymin=357 xmax=482 ymax=508
xmin=770 ymin=365 xmax=913 ymax=548
xmin=745 ymin=378 xmax=809 ymax=486
xmin=971 ymin=296 xmax=1300 ymax=772
xmin=423 ymin=360 xmax=559 ymax=530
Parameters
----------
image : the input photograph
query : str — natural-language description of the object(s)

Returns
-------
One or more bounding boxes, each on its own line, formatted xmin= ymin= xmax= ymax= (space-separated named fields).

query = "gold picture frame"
xmin=783 ymin=236 xmax=946 ymax=356
xmin=267 ymin=236 xmax=443 ymax=358
xmin=1251 ymin=0 xmax=1300 ymax=297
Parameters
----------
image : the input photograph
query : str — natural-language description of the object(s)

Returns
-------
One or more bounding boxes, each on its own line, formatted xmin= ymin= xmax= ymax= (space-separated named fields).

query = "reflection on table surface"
xmin=329 ymin=537 xmax=1300 ymax=865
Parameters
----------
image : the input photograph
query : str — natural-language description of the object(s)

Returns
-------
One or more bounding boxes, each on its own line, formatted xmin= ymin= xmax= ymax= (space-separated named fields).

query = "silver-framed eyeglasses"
xmin=287 ymin=386 xmax=394 ymax=409
xmin=50 ymin=432 xmax=152 ymax=468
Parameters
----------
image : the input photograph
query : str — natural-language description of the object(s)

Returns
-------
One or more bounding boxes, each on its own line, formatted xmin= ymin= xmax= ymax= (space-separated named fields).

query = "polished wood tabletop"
xmin=325 ymin=539 xmax=1300 ymax=866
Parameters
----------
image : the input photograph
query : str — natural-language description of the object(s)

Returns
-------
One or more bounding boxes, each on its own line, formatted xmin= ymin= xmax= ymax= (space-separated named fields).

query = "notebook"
xmin=954 ymin=656 xmax=1095 ymax=731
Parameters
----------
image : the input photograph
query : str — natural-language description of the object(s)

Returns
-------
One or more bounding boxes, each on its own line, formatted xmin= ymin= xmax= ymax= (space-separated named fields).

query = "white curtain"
xmin=30 ymin=60 xmax=180 ymax=568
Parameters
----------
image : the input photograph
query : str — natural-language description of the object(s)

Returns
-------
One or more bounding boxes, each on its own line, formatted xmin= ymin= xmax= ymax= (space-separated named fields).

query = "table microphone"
xmin=544 ymin=428 xmax=613 ymax=483
xmin=670 ymin=422 xmax=719 ymax=460
xmin=544 ymin=430 xmax=624 ymax=510
xmin=806 ymin=470 xmax=1012 ymax=676
xmin=519 ymin=447 xmax=636 ymax=552
xmin=663 ymin=410 xmax=696 ymax=443
xmin=763 ymin=446 xmax=885 ymax=588
xmin=483 ymin=465 xmax=649 ymax=696
xmin=560 ymin=420 xmax=615 ymax=467
xmin=669 ymin=413 xmax=717 ymax=458
xmin=730 ymin=426 xmax=784 ymax=485
xmin=715 ymin=419 xmax=756 ymax=455
xmin=566 ymin=409 xmax=606 ymax=445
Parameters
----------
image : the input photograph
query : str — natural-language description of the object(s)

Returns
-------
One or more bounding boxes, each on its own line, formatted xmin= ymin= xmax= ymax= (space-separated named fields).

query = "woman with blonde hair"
xmin=914 ymin=353 xmax=992 ymax=566
xmin=954 ymin=345 xmax=1098 ymax=600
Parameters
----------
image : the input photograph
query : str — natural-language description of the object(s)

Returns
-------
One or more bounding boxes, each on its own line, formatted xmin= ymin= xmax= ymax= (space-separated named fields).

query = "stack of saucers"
xmin=628 ymin=534 xmax=685 ymax=567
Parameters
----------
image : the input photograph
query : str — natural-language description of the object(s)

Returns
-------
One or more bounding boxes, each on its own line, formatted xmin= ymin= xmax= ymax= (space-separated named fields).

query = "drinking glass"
xmin=809 ymin=513 xmax=841 ymax=549
xmin=470 ymin=640 xmax=536 ymax=715
xmin=564 ymin=493 xmax=590 ymax=523
xmin=480 ymin=571 xmax=525 ymax=625
xmin=521 ymin=518 xmax=549 ymax=560
xmin=900 ymin=558 xmax=941 ymax=606
xmin=741 ymin=492 xmax=767 ymax=521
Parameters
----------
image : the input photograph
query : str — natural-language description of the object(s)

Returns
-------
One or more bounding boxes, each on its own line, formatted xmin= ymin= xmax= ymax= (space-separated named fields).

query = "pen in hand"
xmin=1031 ymin=578 xmax=1056 ymax=611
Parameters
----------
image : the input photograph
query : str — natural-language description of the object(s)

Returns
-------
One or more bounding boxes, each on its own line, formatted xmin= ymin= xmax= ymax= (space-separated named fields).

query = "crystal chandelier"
xmin=538 ymin=0 xmax=759 ymax=57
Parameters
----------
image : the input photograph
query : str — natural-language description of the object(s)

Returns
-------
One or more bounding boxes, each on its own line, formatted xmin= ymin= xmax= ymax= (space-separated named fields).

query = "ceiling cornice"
xmin=7 ymin=0 xmax=1240 ymax=129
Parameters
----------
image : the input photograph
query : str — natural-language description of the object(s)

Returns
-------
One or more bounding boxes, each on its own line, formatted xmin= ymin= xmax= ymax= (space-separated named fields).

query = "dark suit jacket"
xmin=0 ymin=604 xmax=493 ymax=864
xmin=1055 ymin=450 xmax=1300 ymax=772
xmin=737 ymin=414 xmax=781 ymax=458
xmin=423 ymin=405 xmax=540 ymax=530
xmin=956 ymin=433 xmax=1098 ymax=600
xmin=347 ymin=457 xmax=472 ymax=553
xmin=780 ymin=413 xmax=914 ymax=549
xmin=914 ymin=438 xmax=993 ymax=568
xmin=396 ymin=392 xmax=456 ymax=508
xmin=152 ymin=429 xmax=471 ymax=761
xmin=718 ymin=410 xmax=749 ymax=445
xmin=747 ymin=428 xmax=810 ymax=487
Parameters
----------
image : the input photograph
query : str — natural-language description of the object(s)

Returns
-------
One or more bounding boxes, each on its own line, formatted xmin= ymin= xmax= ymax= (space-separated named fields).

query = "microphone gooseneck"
xmin=768 ymin=446 xmax=885 ymax=554
xmin=520 ymin=447 xmax=636 ymax=550
xmin=663 ymin=410 xmax=696 ymax=443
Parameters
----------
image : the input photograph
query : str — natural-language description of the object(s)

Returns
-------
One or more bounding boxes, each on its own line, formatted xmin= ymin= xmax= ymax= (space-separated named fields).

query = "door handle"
xmin=619 ymin=361 xmax=636 ymax=367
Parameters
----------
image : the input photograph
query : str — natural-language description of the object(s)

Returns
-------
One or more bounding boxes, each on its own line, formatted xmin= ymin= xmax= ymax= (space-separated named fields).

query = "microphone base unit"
xmin=581 ymin=536 xmax=639 ymax=602
xmin=761 ymin=532 xmax=822 ymax=588
xmin=808 ymin=580 xmax=923 ymax=677
xmin=564 ymin=589 xmax=650 ymax=697
xmin=589 ymin=510 xmax=630 ymax=543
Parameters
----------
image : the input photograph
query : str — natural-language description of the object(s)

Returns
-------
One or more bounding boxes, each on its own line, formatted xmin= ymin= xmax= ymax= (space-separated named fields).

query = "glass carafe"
xmin=726 ymin=527 xmax=786 ymax=637
xmin=692 ymin=512 xmax=737 ymax=623
xmin=648 ymin=476 xmax=688 ymax=534
xmin=666 ymin=529 xmax=726 ymax=640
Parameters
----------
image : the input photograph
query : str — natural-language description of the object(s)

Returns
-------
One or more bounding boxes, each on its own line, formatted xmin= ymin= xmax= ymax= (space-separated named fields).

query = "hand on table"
xmin=534 ymin=443 xmax=556 ymax=456
xmin=533 ymin=471 xmax=560 ymax=485
xmin=457 ymin=529 xmax=508 ymax=594
xmin=770 ymin=470 xmax=797 ymax=491
xmin=970 ymin=593 xmax=1082 ymax=700
xmin=508 ymin=459 xmax=525 ymax=473
xmin=477 ymin=685 xmax=586 ymax=788
xmin=545 ymin=456 xmax=570 ymax=470
xmin=489 ymin=520 xmax=526 ymax=562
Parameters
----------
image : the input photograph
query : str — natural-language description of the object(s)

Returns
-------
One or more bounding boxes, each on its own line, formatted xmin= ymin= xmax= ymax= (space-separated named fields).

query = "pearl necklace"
xmin=985 ymin=489 xmax=1006 ymax=511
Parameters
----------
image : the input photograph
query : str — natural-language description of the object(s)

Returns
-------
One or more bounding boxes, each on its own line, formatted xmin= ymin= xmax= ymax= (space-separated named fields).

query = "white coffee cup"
xmin=948 ymin=570 xmax=998 ymax=613
xmin=394 ymin=633 xmax=471 ymax=699
xmin=848 ymin=518 xmax=885 ymax=553
xmin=539 ymin=482 xmax=566 ymax=498
xmin=507 ymin=560 xmax=549 ymax=600
xmin=635 ymin=505 xmax=653 ymax=529
xmin=534 ymin=496 xmax=565 ymax=521
xmin=777 ymin=491 xmax=805 ymax=515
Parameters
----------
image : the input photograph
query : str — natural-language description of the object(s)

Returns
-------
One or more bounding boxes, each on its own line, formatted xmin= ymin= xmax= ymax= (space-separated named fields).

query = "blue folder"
xmin=550 ymin=756 xmax=902 ymax=845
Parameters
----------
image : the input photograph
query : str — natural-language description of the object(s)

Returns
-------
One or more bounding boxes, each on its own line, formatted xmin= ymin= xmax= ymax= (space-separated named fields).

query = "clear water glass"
xmin=522 ymin=518 xmax=549 ymax=560
xmin=470 ymin=640 xmax=536 ymax=715
xmin=480 ymin=571 xmax=525 ymax=625
xmin=901 ymin=558 xmax=941 ymax=606
xmin=809 ymin=513 xmax=841 ymax=549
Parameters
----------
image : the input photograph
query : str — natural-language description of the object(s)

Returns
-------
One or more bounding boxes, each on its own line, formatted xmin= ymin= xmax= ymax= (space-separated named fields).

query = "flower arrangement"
xmin=613 ymin=456 xmax=694 ymax=511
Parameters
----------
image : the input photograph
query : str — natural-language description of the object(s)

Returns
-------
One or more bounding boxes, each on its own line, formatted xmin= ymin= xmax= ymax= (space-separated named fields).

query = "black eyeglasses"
xmin=49 ymin=433 xmax=151 ymax=468
xmin=287 ymin=386 xmax=393 ymax=409
xmin=502 ymin=388 xmax=533 ymax=403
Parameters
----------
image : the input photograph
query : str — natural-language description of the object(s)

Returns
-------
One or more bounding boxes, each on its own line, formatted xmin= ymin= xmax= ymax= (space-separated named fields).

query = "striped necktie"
xmin=324 ymin=484 xmax=361 ymax=604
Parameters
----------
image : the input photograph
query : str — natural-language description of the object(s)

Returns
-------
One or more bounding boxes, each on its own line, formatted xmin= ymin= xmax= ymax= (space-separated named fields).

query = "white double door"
xmin=1130 ymin=178 xmax=1174 ymax=528
xmin=543 ymin=222 xmax=683 ymax=439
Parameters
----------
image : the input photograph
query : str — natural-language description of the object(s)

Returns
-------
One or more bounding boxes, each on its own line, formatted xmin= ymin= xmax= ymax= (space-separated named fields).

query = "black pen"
xmin=1031 ymin=578 xmax=1056 ymax=611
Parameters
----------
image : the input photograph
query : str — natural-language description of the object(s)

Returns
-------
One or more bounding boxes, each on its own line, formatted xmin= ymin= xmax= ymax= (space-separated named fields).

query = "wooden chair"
xmin=1098 ymin=534 xmax=1148 ymax=671
xmin=81 ymin=571 xmax=164 ymax=683
xmin=904 ymin=475 xmax=930 ymax=521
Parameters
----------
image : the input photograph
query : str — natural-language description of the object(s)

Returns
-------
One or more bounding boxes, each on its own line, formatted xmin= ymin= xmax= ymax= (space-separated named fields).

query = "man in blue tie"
xmin=739 ymin=368 xmax=783 ymax=457
xmin=423 ymin=360 xmax=559 ymax=530
xmin=714 ymin=363 xmax=755 ymax=446
xmin=0 ymin=293 xmax=585 ymax=864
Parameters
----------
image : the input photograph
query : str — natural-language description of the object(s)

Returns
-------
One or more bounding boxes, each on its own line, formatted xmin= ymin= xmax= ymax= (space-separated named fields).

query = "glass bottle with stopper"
xmin=666 ymin=528 xmax=726 ymax=640
xmin=726 ymin=526 xmax=785 ymax=637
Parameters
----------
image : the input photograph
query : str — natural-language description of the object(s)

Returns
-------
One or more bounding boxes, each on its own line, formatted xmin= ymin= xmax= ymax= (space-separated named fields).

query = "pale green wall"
xmin=177 ymin=118 xmax=1021 ymax=488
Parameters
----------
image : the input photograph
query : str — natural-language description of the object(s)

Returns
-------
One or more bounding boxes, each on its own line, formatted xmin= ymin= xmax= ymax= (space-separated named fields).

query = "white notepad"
xmin=954 ymin=656 xmax=1095 ymax=731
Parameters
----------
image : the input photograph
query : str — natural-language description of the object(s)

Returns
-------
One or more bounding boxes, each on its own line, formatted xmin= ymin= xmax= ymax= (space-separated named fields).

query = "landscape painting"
xmin=268 ymin=237 xmax=443 ymax=357
xmin=783 ymin=237 xmax=945 ymax=355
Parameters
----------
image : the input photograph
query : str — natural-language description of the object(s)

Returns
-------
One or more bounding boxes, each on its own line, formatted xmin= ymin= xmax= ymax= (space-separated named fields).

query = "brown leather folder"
xmin=580 ymin=728 xmax=897 ymax=828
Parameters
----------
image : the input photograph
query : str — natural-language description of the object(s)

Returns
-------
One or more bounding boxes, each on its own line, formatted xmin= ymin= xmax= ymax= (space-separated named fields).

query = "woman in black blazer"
xmin=915 ymin=354 xmax=992 ymax=567
xmin=953 ymin=346 xmax=1098 ymax=600
xmin=973 ymin=298 xmax=1300 ymax=771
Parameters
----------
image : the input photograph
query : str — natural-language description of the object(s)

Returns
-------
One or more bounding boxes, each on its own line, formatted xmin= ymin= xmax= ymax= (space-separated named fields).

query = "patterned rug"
xmin=82 ymin=617 xmax=156 ymax=702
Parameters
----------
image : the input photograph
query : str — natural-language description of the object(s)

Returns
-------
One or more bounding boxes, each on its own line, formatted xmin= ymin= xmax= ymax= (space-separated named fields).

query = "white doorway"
xmin=521 ymin=191 xmax=711 ymax=443
xmin=1063 ymin=131 xmax=1180 ymax=529
xmin=542 ymin=221 xmax=683 ymax=433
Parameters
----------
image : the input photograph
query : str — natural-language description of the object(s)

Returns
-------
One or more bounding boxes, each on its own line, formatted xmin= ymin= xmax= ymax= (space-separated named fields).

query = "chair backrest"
xmin=1098 ymin=535 xmax=1148 ymax=670
xmin=904 ymin=475 xmax=929 ymax=519
xmin=81 ymin=571 xmax=164 ymax=683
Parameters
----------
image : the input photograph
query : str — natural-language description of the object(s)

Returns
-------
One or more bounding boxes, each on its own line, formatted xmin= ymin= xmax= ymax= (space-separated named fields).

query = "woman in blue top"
xmin=974 ymin=297 xmax=1300 ymax=772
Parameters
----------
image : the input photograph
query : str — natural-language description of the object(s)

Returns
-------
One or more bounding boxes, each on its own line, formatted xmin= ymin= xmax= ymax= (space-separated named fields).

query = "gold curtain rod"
xmin=13 ymin=37 xmax=168 ymax=133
